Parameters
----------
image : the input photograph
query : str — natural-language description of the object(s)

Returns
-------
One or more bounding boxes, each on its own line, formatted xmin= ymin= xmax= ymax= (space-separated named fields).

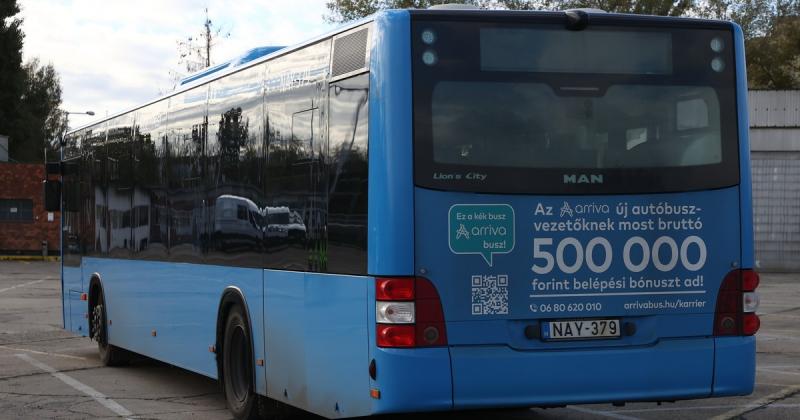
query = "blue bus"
xmin=51 ymin=7 xmax=760 ymax=419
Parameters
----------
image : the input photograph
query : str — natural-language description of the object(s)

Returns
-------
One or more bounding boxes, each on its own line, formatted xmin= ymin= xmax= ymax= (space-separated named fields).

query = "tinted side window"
xmin=167 ymin=88 xmax=208 ymax=263
xmin=84 ymin=127 xmax=107 ymax=257
xmin=264 ymin=40 xmax=330 ymax=271
xmin=327 ymin=73 xmax=369 ymax=274
xmin=61 ymin=130 xmax=83 ymax=267
xmin=105 ymin=115 xmax=135 ymax=258
xmin=133 ymin=101 xmax=169 ymax=260
xmin=206 ymin=63 xmax=267 ymax=268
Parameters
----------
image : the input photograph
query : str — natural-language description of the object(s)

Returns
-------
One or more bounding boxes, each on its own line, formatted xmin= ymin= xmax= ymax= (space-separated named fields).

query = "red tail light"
xmin=376 ymin=277 xmax=448 ymax=348
xmin=377 ymin=324 xmax=415 ymax=347
xmin=714 ymin=269 xmax=760 ymax=336
xmin=742 ymin=313 xmax=760 ymax=335
xmin=376 ymin=277 xmax=415 ymax=301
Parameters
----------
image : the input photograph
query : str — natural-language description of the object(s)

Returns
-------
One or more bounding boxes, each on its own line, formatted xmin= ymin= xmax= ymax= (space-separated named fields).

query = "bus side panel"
xmin=368 ymin=10 xmax=415 ymax=276
xmin=264 ymin=270 xmax=371 ymax=418
xmin=63 ymin=265 xmax=86 ymax=335
xmin=733 ymin=22 xmax=754 ymax=270
xmin=82 ymin=258 xmax=266 ymax=393
xmin=713 ymin=336 xmax=756 ymax=396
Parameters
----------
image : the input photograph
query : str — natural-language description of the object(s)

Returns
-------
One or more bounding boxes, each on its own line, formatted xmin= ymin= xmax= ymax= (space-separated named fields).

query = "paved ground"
xmin=0 ymin=261 xmax=798 ymax=419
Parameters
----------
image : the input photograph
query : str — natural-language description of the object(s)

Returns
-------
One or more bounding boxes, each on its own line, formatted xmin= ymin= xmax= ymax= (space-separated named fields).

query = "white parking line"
xmin=709 ymin=385 xmax=800 ymax=420
xmin=608 ymin=403 xmax=800 ymax=413
xmin=0 ymin=345 xmax=89 ymax=361
xmin=566 ymin=405 xmax=643 ymax=420
xmin=15 ymin=353 xmax=133 ymax=419
xmin=0 ymin=279 xmax=44 ymax=294
xmin=758 ymin=368 xmax=800 ymax=376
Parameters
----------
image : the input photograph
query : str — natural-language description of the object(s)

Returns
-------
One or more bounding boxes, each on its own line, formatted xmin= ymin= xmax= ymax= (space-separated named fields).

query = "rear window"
xmin=431 ymin=83 xmax=722 ymax=169
xmin=412 ymin=16 xmax=740 ymax=194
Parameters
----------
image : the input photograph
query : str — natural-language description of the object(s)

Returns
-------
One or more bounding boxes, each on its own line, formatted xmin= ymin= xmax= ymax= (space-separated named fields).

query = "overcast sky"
xmin=19 ymin=0 xmax=334 ymax=129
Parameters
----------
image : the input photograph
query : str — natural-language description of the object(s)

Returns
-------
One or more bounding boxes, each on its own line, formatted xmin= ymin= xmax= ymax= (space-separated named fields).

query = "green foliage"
xmin=746 ymin=15 xmax=800 ymax=88
xmin=325 ymin=0 xmax=695 ymax=22
xmin=0 ymin=0 xmax=64 ymax=162
xmin=15 ymin=59 xmax=65 ymax=161
xmin=0 ymin=0 xmax=25 ymax=137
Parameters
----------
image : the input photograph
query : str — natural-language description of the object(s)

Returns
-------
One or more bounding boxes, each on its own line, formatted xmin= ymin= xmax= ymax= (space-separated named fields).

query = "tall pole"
xmin=205 ymin=8 xmax=211 ymax=68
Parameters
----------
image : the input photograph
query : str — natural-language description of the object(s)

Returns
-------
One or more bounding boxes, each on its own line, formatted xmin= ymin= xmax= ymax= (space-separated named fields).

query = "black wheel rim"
xmin=228 ymin=325 xmax=250 ymax=403
xmin=91 ymin=302 xmax=106 ymax=345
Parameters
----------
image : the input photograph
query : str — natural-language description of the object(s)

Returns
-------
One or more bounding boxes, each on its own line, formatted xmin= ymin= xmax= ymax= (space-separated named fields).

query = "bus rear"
xmin=370 ymin=10 xmax=758 ymax=412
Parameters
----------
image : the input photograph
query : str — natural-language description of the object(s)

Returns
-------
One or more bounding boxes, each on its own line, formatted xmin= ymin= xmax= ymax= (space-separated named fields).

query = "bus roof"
xmin=66 ymin=8 xmax=733 ymax=136
xmin=67 ymin=14 xmax=375 ymax=135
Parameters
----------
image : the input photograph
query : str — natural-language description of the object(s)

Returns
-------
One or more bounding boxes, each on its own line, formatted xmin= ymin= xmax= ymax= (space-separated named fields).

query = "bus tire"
xmin=91 ymin=289 xmax=130 ymax=366
xmin=222 ymin=304 xmax=264 ymax=420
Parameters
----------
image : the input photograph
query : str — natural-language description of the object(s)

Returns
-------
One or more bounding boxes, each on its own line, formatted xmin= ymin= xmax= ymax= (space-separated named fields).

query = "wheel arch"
xmin=215 ymin=286 xmax=257 ymax=388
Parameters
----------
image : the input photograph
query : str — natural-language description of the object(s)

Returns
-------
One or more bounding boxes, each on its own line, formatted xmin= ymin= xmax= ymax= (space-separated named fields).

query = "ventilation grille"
xmin=332 ymin=28 xmax=369 ymax=77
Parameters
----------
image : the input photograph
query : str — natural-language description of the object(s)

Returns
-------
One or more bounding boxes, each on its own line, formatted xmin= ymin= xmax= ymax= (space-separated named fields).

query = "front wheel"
xmin=91 ymin=291 xmax=130 ymax=366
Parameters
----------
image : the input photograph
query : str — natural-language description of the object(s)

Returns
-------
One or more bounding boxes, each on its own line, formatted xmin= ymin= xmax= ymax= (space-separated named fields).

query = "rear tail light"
xmin=714 ymin=269 xmax=760 ymax=336
xmin=376 ymin=277 xmax=447 ymax=348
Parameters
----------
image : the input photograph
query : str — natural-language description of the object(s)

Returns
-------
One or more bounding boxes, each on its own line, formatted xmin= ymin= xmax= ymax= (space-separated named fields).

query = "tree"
xmin=0 ymin=1 xmax=64 ymax=163
xmin=166 ymin=8 xmax=231 ymax=91
xmin=0 ymin=0 xmax=25 ymax=136
xmin=746 ymin=15 xmax=800 ymax=88
xmin=325 ymin=0 xmax=694 ymax=22
xmin=10 ymin=58 xmax=64 ymax=162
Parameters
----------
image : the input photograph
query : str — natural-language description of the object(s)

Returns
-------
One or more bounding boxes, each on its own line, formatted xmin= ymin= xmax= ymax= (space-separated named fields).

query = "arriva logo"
xmin=563 ymin=174 xmax=604 ymax=184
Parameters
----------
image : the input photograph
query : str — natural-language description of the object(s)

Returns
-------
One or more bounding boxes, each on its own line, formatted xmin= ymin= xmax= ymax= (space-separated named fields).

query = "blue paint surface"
xmin=733 ymin=22 xmax=755 ymax=269
xmin=264 ymin=270 xmax=371 ymax=418
xmin=62 ymin=265 xmax=85 ymax=335
xmin=450 ymin=338 xmax=714 ymax=408
xmin=80 ymin=258 xmax=266 ymax=394
xmin=368 ymin=10 xmax=415 ymax=276
xmin=713 ymin=336 xmax=756 ymax=396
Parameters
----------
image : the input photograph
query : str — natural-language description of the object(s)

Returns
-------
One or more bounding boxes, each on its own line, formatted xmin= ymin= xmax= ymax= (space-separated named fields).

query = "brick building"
xmin=0 ymin=163 xmax=60 ymax=255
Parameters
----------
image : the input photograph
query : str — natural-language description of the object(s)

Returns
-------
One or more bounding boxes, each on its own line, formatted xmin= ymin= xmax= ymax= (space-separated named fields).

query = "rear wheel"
xmin=91 ymin=290 xmax=130 ymax=366
xmin=222 ymin=305 xmax=265 ymax=419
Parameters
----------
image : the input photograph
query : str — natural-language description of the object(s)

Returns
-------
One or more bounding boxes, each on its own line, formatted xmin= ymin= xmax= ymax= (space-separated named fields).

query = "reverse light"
xmin=376 ymin=301 xmax=415 ymax=324
xmin=743 ymin=292 xmax=760 ymax=313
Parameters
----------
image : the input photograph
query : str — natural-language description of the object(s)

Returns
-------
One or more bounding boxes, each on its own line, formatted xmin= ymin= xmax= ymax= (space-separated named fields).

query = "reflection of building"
xmin=0 ymin=163 xmax=60 ymax=255
xmin=93 ymin=187 xmax=153 ymax=253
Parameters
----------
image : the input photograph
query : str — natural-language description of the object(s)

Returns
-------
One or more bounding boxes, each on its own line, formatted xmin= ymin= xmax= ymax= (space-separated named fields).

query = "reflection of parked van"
xmin=213 ymin=195 xmax=263 ymax=250
xmin=265 ymin=206 xmax=290 ymax=239
xmin=288 ymin=210 xmax=307 ymax=241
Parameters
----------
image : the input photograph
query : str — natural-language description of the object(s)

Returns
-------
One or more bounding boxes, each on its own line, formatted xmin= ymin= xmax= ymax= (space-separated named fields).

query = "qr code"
xmin=471 ymin=275 xmax=509 ymax=315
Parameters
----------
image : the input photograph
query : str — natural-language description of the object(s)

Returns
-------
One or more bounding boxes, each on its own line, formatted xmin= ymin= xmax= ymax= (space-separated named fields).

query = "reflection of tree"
xmin=217 ymin=107 xmax=248 ymax=181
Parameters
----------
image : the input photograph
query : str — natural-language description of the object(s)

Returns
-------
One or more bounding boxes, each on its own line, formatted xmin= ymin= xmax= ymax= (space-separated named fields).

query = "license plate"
xmin=542 ymin=319 xmax=621 ymax=340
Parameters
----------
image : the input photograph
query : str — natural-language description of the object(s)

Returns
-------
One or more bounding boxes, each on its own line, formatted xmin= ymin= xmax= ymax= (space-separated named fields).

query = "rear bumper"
xmin=371 ymin=336 xmax=755 ymax=414
xmin=712 ymin=336 xmax=756 ymax=397
xmin=450 ymin=337 xmax=716 ymax=408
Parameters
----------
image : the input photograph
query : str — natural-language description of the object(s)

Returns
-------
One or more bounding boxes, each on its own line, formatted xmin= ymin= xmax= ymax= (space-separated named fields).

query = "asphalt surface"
xmin=0 ymin=261 xmax=798 ymax=419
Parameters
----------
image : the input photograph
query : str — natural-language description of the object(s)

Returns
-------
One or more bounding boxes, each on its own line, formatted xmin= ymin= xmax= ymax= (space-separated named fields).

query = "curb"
xmin=0 ymin=256 xmax=60 ymax=262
